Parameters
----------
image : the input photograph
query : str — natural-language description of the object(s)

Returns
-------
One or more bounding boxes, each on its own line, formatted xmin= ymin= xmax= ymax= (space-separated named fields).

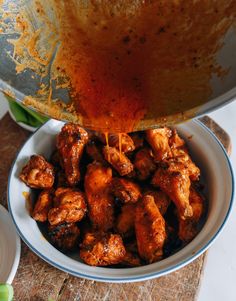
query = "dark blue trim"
xmin=7 ymin=119 xmax=235 ymax=282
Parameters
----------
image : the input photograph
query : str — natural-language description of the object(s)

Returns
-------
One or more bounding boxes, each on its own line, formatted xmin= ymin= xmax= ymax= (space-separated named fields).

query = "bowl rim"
xmin=7 ymin=119 xmax=235 ymax=282
xmin=0 ymin=205 xmax=21 ymax=284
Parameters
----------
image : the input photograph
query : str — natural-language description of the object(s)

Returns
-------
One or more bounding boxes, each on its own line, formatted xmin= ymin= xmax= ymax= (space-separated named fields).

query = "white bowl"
xmin=7 ymin=119 xmax=234 ymax=283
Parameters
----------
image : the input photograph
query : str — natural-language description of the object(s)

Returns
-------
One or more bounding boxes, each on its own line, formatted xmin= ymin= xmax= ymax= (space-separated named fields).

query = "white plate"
xmin=0 ymin=205 xmax=21 ymax=284
xmin=7 ymin=119 xmax=234 ymax=282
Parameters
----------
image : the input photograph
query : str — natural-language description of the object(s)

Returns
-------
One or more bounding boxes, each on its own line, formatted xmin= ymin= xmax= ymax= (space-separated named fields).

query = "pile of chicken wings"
xmin=19 ymin=123 xmax=206 ymax=267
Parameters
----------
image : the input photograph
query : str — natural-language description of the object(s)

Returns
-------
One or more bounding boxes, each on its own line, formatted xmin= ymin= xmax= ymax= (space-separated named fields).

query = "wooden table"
xmin=0 ymin=114 xmax=231 ymax=301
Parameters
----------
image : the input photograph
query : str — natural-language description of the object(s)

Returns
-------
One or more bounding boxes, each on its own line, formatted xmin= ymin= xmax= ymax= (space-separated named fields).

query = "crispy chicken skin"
xmin=134 ymin=148 xmax=156 ymax=180
xmin=97 ymin=133 xmax=135 ymax=153
xmin=57 ymin=123 xmax=88 ymax=186
xmin=135 ymin=195 xmax=166 ymax=263
xmin=48 ymin=223 xmax=80 ymax=252
xmin=84 ymin=162 xmax=114 ymax=231
xmin=170 ymin=147 xmax=200 ymax=181
xmin=146 ymin=128 xmax=172 ymax=161
xmin=168 ymin=129 xmax=185 ymax=149
xmin=103 ymin=146 xmax=134 ymax=176
xmin=152 ymin=166 xmax=192 ymax=219
xmin=48 ymin=187 xmax=87 ymax=225
xmin=32 ymin=189 xmax=54 ymax=222
xmin=112 ymin=178 xmax=141 ymax=203
xmin=20 ymin=155 xmax=55 ymax=189
xmin=80 ymin=232 xmax=126 ymax=266
xmin=178 ymin=187 xmax=205 ymax=242
xmin=116 ymin=203 xmax=136 ymax=238
xmin=144 ymin=190 xmax=171 ymax=216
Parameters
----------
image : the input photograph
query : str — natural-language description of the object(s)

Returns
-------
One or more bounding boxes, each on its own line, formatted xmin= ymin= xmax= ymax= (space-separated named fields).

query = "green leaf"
xmin=0 ymin=284 xmax=14 ymax=301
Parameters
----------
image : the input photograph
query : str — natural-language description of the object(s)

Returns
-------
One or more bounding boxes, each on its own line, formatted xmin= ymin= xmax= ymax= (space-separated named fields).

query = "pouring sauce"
xmin=3 ymin=0 xmax=236 ymax=132
xmin=52 ymin=0 xmax=236 ymax=132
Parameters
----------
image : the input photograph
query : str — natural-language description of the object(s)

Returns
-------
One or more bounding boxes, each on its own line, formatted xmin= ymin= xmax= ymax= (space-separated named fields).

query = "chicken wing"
xmin=168 ymin=129 xmax=185 ymax=149
xmin=103 ymin=146 xmax=134 ymax=176
xmin=112 ymin=178 xmax=141 ymax=203
xmin=135 ymin=195 xmax=166 ymax=263
xmin=97 ymin=133 xmax=135 ymax=153
xmin=80 ymin=232 xmax=126 ymax=266
xmin=84 ymin=162 xmax=114 ymax=231
xmin=116 ymin=203 xmax=136 ymax=238
xmin=20 ymin=155 xmax=55 ymax=189
xmin=152 ymin=166 xmax=192 ymax=219
xmin=144 ymin=190 xmax=171 ymax=215
xmin=170 ymin=147 xmax=200 ymax=181
xmin=57 ymin=123 xmax=88 ymax=186
xmin=134 ymin=148 xmax=156 ymax=180
xmin=178 ymin=187 xmax=205 ymax=242
xmin=146 ymin=127 xmax=172 ymax=161
xmin=48 ymin=222 xmax=80 ymax=252
xmin=48 ymin=187 xmax=87 ymax=225
xmin=32 ymin=189 xmax=54 ymax=222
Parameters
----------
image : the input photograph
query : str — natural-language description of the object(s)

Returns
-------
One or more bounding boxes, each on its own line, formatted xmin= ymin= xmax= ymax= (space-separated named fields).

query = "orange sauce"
xmin=118 ymin=133 xmax=122 ymax=156
xmin=104 ymin=132 xmax=110 ymax=161
xmin=3 ymin=0 xmax=236 ymax=133
xmin=52 ymin=0 xmax=236 ymax=132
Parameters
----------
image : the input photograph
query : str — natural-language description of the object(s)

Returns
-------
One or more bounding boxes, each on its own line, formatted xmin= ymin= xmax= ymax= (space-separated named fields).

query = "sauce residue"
xmin=1 ymin=0 xmax=236 ymax=132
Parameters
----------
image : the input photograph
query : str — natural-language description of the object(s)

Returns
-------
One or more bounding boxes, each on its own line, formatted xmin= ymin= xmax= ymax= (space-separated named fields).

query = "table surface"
xmin=0 ymin=93 xmax=236 ymax=301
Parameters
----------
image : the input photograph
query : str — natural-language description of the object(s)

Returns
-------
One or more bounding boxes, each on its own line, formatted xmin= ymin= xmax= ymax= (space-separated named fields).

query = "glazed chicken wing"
xmin=168 ymin=129 xmax=185 ymax=149
xmin=146 ymin=127 xmax=172 ymax=161
xmin=57 ymin=123 xmax=88 ymax=186
xmin=48 ymin=222 xmax=80 ymax=252
xmin=103 ymin=146 xmax=134 ymax=176
xmin=134 ymin=148 xmax=156 ymax=180
xmin=84 ymin=162 xmax=114 ymax=231
xmin=116 ymin=203 xmax=136 ymax=238
xmin=112 ymin=178 xmax=141 ymax=203
xmin=178 ymin=187 xmax=205 ymax=242
xmin=20 ymin=155 xmax=55 ymax=189
xmin=97 ymin=133 xmax=135 ymax=153
xmin=152 ymin=165 xmax=192 ymax=219
xmin=170 ymin=147 xmax=200 ymax=181
xmin=144 ymin=190 xmax=171 ymax=216
xmin=80 ymin=232 xmax=126 ymax=266
xmin=135 ymin=195 xmax=166 ymax=263
xmin=32 ymin=189 xmax=54 ymax=222
xmin=48 ymin=187 xmax=87 ymax=225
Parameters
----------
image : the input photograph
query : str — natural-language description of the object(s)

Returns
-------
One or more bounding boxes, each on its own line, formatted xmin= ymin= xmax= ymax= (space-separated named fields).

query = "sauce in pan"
xmin=52 ymin=0 xmax=236 ymax=132
xmin=4 ymin=0 xmax=236 ymax=132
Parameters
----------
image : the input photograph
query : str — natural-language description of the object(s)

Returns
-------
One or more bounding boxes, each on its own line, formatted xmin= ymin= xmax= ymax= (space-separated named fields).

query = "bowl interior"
xmin=7 ymin=119 xmax=234 ymax=282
